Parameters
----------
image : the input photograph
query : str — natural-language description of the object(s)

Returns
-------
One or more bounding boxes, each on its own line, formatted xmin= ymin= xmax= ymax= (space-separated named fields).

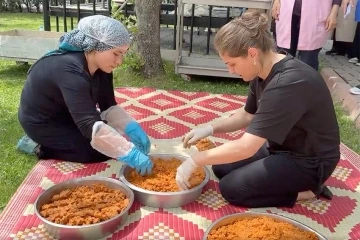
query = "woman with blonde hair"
xmin=176 ymin=11 xmax=340 ymax=208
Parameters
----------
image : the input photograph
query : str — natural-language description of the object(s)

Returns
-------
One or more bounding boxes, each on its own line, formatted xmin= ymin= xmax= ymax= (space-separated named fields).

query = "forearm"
xmin=331 ymin=3 xmax=340 ymax=14
xmin=192 ymin=136 xmax=255 ymax=166
xmin=212 ymin=107 xmax=253 ymax=134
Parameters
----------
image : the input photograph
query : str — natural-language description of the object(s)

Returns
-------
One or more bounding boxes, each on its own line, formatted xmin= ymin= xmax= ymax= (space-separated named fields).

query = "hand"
xmin=124 ymin=121 xmax=151 ymax=155
xmin=176 ymin=156 xmax=199 ymax=190
xmin=325 ymin=11 xmax=337 ymax=32
xmin=341 ymin=0 xmax=355 ymax=15
xmin=117 ymin=146 xmax=153 ymax=176
xmin=183 ymin=125 xmax=213 ymax=148
xmin=272 ymin=0 xmax=281 ymax=20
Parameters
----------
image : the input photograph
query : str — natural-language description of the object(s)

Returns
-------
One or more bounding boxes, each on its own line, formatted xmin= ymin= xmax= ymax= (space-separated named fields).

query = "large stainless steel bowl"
xmin=34 ymin=176 xmax=134 ymax=240
xmin=119 ymin=153 xmax=210 ymax=208
xmin=202 ymin=212 xmax=327 ymax=240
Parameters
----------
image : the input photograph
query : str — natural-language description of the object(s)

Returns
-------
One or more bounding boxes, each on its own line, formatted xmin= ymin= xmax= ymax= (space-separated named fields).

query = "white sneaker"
xmin=350 ymin=86 xmax=360 ymax=95
xmin=349 ymin=57 xmax=358 ymax=63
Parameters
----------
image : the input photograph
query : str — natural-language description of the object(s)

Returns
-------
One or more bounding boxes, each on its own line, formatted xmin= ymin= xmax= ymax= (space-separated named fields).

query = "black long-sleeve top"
xmin=18 ymin=52 xmax=117 ymax=140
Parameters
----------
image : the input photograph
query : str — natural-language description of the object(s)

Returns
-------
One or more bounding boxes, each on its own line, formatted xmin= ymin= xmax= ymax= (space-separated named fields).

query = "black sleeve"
xmin=245 ymin=79 xmax=307 ymax=144
xmin=244 ymin=81 xmax=257 ymax=114
xmin=98 ymin=72 xmax=117 ymax=112
xmin=58 ymin=69 xmax=102 ymax=140
xmin=332 ymin=0 xmax=341 ymax=5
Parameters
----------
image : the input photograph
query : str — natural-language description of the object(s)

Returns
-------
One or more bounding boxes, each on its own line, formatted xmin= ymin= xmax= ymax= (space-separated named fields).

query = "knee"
xmin=218 ymin=178 xmax=249 ymax=207
xmin=212 ymin=165 xmax=230 ymax=180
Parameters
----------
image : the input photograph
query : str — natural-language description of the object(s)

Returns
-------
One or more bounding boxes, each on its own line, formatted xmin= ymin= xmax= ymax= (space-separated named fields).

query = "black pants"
xmin=349 ymin=23 xmax=360 ymax=59
xmin=278 ymin=14 xmax=322 ymax=71
xmin=212 ymin=145 xmax=338 ymax=208
xmin=332 ymin=41 xmax=352 ymax=56
xmin=328 ymin=30 xmax=353 ymax=56
xmin=21 ymin=122 xmax=110 ymax=163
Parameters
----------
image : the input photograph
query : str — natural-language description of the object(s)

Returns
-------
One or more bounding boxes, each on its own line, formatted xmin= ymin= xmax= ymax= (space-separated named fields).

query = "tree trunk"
xmin=134 ymin=0 xmax=164 ymax=77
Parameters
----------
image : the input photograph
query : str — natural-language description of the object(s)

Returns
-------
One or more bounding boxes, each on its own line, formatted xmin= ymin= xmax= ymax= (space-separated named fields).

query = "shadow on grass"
xmin=0 ymin=62 xmax=30 ymax=79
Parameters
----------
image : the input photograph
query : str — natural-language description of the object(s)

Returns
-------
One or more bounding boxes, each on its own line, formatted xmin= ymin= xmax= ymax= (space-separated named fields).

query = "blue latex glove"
xmin=117 ymin=147 xmax=153 ymax=175
xmin=124 ymin=121 xmax=151 ymax=155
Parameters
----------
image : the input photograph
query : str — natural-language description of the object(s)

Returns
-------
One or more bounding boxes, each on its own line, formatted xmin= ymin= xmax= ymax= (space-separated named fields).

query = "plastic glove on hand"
xmin=176 ymin=156 xmax=199 ymax=190
xmin=118 ymin=147 xmax=153 ymax=176
xmin=183 ymin=125 xmax=213 ymax=148
xmin=124 ymin=121 xmax=151 ymax=155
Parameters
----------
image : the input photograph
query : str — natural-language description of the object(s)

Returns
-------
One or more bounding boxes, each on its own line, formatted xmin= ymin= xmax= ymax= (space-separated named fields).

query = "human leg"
xmin=211 ymin=144 xmax=269 ymax=180
xmin=217 ymin=154 xmax=323 ymax=208
xmin=352 ymin=23 xmax=360 ymax=63
xmin=22 ymin=122 xmax=110 ymax=163
xmin=298 ymin=48 xmax=322 ymax=70
xmin=348 ymin=24 xmax=359 ymax=63
xmin=349 ymin=23 xmax=360 ymax=95
xmin=37 ymin=141 xmax=110 ymax=163
xmin=332 ymin=41 xmax=351 ymax=56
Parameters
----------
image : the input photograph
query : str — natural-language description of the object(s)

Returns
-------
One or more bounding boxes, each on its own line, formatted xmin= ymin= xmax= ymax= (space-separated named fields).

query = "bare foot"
xmin=297 ymin=190 xmax=316 ymax=201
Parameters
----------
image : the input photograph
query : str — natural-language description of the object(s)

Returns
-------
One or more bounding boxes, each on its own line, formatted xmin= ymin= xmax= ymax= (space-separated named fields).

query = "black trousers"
xmin=212 ymin=145 xmax=338 ymax=208
xmin=278 ymin=14 xmax=322 ymax=71
xmin=328 ymin=30 xmax=353 ymax=56
xmin=349 ymin=23 xmax=360 ymax=59
xmin=21 ymin=121 xmax=110 ymax=163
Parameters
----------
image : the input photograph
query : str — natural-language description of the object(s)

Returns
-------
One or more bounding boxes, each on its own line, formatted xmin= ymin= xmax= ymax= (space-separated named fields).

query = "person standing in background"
xmin=272 ymin=0 xmax=341 ymax=71
xmin=344 ymin=0 xmax=360 ymax=66
xmin=342 ymin=0 xmax=360 ymax=94
xmin=326 ymin=0 xmax=358 ymax=56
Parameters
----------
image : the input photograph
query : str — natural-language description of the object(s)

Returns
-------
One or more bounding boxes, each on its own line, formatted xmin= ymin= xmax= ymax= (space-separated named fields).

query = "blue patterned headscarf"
xmin=28 ymin=15 xmax=131 ymax=73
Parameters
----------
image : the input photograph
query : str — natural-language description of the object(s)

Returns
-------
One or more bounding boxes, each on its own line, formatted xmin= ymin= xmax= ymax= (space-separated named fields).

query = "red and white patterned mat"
xmin=1 ymin=88 xmax=360 ymax=240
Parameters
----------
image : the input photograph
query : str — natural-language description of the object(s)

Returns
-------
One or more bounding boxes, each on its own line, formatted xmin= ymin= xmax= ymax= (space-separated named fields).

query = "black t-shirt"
xmin=18 ymin=52 xmax=117 ymax=140
xmin=245 ymin=54 xmax=340 ymax=162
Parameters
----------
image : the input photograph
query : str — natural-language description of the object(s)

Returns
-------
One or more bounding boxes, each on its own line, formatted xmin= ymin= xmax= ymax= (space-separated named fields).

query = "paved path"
xmin=320 ymin=51 xmax=360 ymax=87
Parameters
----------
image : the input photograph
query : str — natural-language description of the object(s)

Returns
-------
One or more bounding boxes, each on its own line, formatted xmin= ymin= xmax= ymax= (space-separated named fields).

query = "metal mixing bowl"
xmin=202 ymin=212 xmax=327 ymax=240
xmin=119 ymin=153 xmax=210 ymax=208
xmin=34 ymin=176 xmax=134 ymax=240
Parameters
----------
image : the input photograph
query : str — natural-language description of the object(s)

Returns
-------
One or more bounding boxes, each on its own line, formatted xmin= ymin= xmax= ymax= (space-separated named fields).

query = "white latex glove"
xmin=176 ymin=157 xmax=199 ymax=190
xmin=183 ymin=125 xmax=213 ymax=148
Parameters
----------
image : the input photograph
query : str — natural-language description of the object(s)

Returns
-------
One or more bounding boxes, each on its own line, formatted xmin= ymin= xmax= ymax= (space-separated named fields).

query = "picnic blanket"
xmin=1 ymin=87 xmax=360 ymax=240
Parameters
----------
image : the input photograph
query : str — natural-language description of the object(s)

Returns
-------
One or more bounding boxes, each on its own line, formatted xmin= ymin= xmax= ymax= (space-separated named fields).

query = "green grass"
xmin=114 ymin=62 xmax=248 ymax=95
xmin=0 ymin=12 xmax=78 ymax=32
xmin=0 ymin=61 xmax=37 ymax=211
xmin=335 ymin=104 xmax=360 ymax=153
xmin=1 ymin=12 xmax=360 ymax=213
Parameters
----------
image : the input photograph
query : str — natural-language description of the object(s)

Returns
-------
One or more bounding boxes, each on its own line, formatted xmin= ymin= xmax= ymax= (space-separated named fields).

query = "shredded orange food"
xmin=207 ymin=216 xmax=319 ymax=240
xmin=195 ymin=138 xmax=216 ymax=151
xmin=40 ymin=183 xmax=129 ymax=226
xmin=126 ymin=158 xmax=205 ymax=192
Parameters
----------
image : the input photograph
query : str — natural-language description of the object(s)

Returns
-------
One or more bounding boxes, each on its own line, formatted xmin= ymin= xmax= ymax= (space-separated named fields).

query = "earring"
xmin=253 ymin=60 xmax=257 ymax=66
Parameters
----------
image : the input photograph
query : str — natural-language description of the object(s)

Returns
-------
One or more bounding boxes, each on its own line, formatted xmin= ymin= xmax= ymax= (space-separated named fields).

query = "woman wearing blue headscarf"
xmin=17 ymin=15 xmax=152 ymax=175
